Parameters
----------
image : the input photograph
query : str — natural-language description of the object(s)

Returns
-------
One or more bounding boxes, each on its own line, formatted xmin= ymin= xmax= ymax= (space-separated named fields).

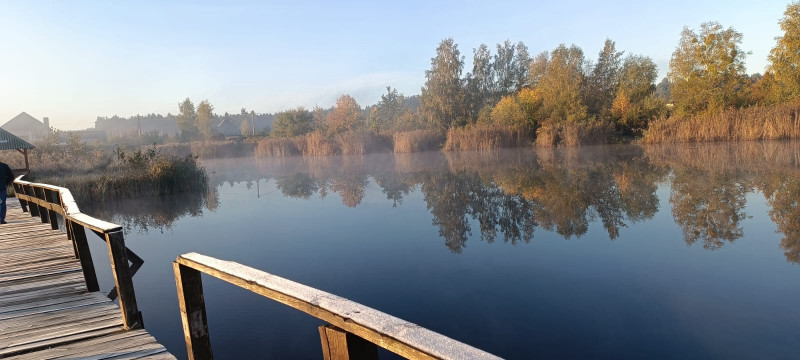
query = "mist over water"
xmin=83 ymin=141 xmax=800 ymax=359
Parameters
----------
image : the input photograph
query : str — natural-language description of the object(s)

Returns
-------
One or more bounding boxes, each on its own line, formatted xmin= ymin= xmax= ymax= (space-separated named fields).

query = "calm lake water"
xmin=83 ymin=141 xmax=800 ymax=359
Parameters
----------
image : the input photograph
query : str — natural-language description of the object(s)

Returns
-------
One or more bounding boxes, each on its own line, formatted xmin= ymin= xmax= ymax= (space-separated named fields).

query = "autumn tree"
xmin=528 ymin=51 xmax=549 ymax=88
xmin=271 ymin=107 xmax=313 ymax=137
xmin=768 ymin=1 xmax=800 ymax=101
xmin=668 ymin=22 xmax=749 ymax=115
xmin=196 ymin=100 xmax=215 ymax=139
xmin=177 ymin=98 xmax=199 ymax=141
xmin=491 ymin=88 xmax=541 ymax=135
xmin=326 ymin=94 xmax=363 ymax=134
xmin=611 ymin=55 xmax=665 ymax=132
xmin=420 ymin=38 xmax=467 ymax=130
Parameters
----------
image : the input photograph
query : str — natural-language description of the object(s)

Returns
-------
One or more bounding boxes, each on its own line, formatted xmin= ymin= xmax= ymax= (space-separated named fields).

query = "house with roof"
xmin=216 ymin=118 xmax=242 ymax=138
xmin=1 ymin=112 xmax=52 ymax=142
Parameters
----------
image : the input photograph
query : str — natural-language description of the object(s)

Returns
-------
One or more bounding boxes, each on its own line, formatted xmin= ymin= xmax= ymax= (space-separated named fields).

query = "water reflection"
xmin=100 ymin=141 xmax=800 ymax=264
xmin=83 ymin=188 xmax=219 ymax=234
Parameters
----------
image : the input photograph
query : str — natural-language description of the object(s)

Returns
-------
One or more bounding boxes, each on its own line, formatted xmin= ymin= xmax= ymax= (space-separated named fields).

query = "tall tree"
xmin=177 ymin=98 xmax=198 ymax=140
xmin=585 ymin=39 xmax=624 ymax=115
xmin=528 ymin=51 xmax=549 ymax=88
xmin=668 ymin=22 xmax=749 ymax=115
xmin=611 ymin=55 xmax=664 ymax=132
xmin=494 ymin=40 xmax=517 ymax=96
xmin=419 ymin=38 xmax=467 ymax=130
xmin=196 ymin=100 xmax=215 ymax=139
xmin=536 ymin=44 xmax=588 ymax=123
xmin=466 ymin=44 xmax=495 ymax=120
xmin=768 ymin=1 xmax=800 ymax=100
xmin=514 ymin=41 xmax=532 ymax=91
xmin=370 ymin=87 xmax=405 ymax=131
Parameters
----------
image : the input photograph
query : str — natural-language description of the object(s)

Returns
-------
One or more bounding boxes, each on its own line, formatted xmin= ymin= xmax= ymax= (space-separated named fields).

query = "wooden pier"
xmin=3 ymin=177 xmax=501 ymax=360
xmin=1 ymin=179 xmax=174 ymax=359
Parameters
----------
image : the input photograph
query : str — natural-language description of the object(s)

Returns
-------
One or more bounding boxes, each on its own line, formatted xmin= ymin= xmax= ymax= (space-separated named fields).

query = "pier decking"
xmin=0 ymin=197 xmax=174 ymax=359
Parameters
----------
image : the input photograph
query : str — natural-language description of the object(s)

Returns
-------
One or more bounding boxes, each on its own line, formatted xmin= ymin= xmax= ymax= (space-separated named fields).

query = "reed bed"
xmin=393 ymin=129 xmax=445 ymax=153
xmin=256 ymin=131 xmax=392 ymax=157
xmin=255 ymin=137 xmax=306 ymax=157
xmin=535 ymin=121 xmax=613 ymax=147
xmin=156 ymin=140 xmax=255 ymax=158
xmin=642 ymin=104 xmax=800 ymax=144
xmin=443 ymin=124 xmax=528 ymax=151
xmin=335 ymin=130 xmax=393 ymax=155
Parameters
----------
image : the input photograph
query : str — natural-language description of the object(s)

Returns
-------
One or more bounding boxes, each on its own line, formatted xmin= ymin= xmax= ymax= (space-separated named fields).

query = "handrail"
xmin=174 ymin=252 xmax=503 ymax=360
xmin=11 ymin=175 xmax=144 ymax=330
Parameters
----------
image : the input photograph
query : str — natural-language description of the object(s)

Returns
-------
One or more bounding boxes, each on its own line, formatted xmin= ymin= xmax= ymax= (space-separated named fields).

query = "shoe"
xmin=0 ymin=221 xmax=6 ymax=224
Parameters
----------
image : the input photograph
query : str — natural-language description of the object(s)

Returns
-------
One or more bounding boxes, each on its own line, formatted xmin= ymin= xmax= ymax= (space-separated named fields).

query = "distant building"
xmin=216 ymin=118 xmax=242 ymax=138
xmin=1 ymin=112 xmax=52 ymax=142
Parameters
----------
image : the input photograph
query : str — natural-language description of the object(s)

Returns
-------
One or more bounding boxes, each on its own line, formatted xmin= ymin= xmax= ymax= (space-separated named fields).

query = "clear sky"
xmin=0 ymin=0 xmax=791 ymax=129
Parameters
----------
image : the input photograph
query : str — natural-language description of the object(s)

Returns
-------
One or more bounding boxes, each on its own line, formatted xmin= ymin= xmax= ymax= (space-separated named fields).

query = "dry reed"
xmin=642 ymin=104 xmax=800 ymax=144
xmin=443 ymin=124 xmax=528 ymax=151
xmin=535 ymin=121 xmax=613 ymax=147
xmin=393 ymin=129 xmax=445 ymax=153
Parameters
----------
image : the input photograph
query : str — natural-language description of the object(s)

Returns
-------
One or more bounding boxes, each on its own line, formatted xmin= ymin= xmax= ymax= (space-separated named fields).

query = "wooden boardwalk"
xmin=0 ymin=197 xmax=174 ymax=359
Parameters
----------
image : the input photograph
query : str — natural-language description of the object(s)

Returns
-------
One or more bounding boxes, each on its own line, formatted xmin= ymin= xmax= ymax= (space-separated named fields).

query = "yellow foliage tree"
xmin=326 ymin=94 xmax=363 ymax=135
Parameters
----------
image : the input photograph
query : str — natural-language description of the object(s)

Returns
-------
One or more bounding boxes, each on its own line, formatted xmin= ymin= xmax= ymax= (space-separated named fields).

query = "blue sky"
xmin=0 ymin=0 xmax=791 ymax=129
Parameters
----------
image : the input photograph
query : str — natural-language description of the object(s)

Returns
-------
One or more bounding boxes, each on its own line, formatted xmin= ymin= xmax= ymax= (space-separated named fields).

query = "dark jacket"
xmin=0 ymin=162 xmax=13 ymax=186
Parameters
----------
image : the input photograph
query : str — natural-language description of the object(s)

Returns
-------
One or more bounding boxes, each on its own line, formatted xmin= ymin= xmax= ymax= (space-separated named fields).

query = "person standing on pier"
xmin=0 ymin=161 xmax=13 ymax=224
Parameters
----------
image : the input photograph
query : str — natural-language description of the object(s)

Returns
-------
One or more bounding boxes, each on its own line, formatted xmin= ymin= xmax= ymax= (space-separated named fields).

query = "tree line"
xmin=268 ymin=1 xmax=800 ymax=145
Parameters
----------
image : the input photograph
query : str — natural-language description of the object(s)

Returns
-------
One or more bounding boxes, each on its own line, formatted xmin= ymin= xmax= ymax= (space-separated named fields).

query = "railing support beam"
xmin=106 ymin=230 xmax=142 ymax=330
xmin=71 ymin=222 xmax=100 ymax=292
xmin=319 ymin=325 xmax=379 ymax=360
xmin=174 ymin=262 xmax=213 ymax=360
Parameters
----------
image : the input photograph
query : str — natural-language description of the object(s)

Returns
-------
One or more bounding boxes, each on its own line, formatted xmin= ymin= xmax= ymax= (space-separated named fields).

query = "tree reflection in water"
xmin=101 ymin=141 xmax=800 ymax=264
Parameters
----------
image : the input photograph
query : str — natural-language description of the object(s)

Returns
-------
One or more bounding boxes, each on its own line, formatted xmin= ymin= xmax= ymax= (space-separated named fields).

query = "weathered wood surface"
xmin=176 ymin=252 xmax=502 ymax=360
xmin=0 ymin=198 xmax=175 ymax=359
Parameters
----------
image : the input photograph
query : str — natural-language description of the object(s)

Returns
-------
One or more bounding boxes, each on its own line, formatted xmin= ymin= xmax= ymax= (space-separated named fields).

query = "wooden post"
xmin=14 ymin=183 xmax=28 ymax=212
xmin=25 ymin=185 xmax=39 ymax=218
xmin=34 ymin=187 xmax=48 ymax=224
xmin=70 ymin=222 xmax=100 ymax=292
xmin=23 ymin=148 xmax=29 ymax=174
xmin=105 ymin=230 xmax=142 ymax=330
xmin=45 ymin=189 xmax=59 ymax=231
xmin=318 ymin=325 xmax=379 ymax=360
xmin=174 ymin=262 xmax=213 ymax=360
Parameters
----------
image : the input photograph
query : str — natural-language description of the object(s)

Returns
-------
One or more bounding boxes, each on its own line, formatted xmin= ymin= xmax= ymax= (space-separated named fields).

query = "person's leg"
xmin=1 ymin=186 xmax=6 ymax=223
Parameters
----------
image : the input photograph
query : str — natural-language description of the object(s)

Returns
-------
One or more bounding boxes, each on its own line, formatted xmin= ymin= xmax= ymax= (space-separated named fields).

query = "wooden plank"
xmin=0 ymin=195 xmax=175 ymax=360
xmin=177 ymin=252 xmax=502 ymax=360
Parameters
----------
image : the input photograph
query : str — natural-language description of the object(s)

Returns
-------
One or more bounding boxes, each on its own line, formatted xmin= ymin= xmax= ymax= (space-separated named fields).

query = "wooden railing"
xmin=174 ymin=253 xmax=503 ymax=360
xmin=12 ymin=175 xmax=144 ymax=330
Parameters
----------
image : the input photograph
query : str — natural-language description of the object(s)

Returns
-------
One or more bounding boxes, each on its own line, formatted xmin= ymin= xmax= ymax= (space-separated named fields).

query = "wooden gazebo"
xmin=0 ymin=127 xmax=34 ymax=173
